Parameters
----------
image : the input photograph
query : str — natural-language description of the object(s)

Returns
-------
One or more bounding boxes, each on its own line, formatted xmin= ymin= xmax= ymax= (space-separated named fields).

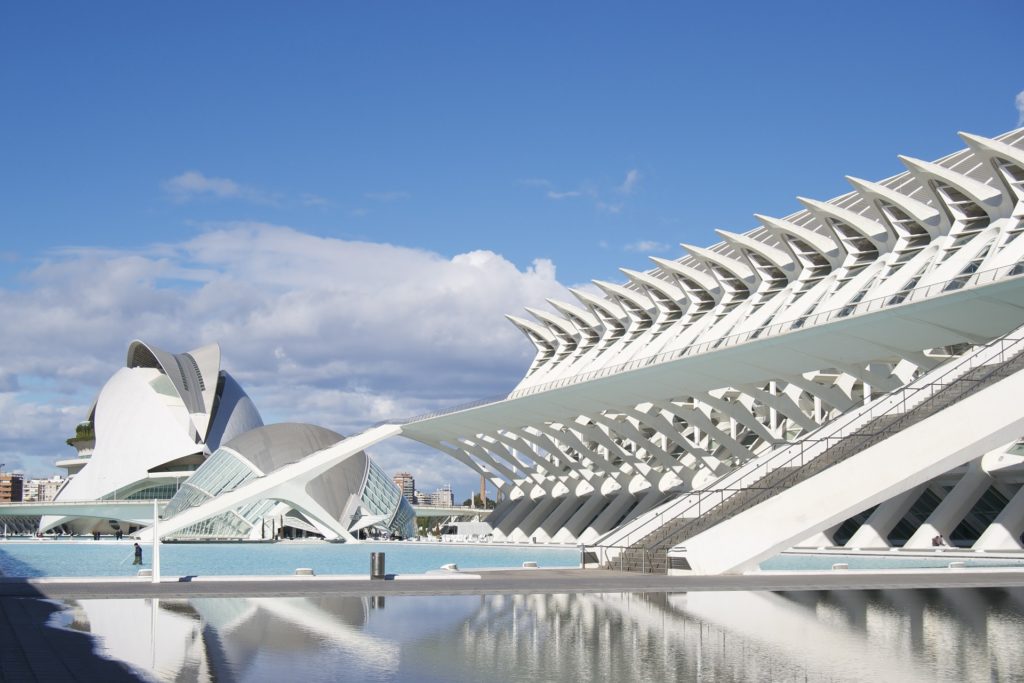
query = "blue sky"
xmin=1 ymin=2 xmax=1022 ymax=493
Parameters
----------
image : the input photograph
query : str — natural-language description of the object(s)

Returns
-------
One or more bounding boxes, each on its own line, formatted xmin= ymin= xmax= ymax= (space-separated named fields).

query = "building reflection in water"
xmin=64 ymin=587 xmax=1024 ymax=682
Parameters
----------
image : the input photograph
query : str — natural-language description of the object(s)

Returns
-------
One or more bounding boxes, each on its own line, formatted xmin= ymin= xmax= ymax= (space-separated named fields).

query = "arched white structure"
xmin=150 ymin=423 xmax=414 ymax=541
xmin=396 ymin=127 xmax=1024 ymax=554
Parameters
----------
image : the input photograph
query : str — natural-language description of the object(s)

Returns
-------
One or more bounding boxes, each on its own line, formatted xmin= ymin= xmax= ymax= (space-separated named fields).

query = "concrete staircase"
xmin=609 ymin=333 xmax=1024 ymax=573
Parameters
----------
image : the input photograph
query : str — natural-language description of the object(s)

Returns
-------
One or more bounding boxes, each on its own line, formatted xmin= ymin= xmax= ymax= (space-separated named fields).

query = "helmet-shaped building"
xmin=161 ymin=423 xmax=415 ymax=540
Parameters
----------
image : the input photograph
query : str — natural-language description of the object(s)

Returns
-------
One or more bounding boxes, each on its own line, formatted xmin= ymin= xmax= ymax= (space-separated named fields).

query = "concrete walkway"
xmin=0 ymin=597 xmax=142 ymax=682
xmin=7 ymin=567 xmax=1024 ymax=599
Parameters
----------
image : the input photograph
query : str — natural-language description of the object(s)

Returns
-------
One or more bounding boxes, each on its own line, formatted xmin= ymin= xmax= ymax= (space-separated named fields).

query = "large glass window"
xmin=359 ymin=459 xmax=415 ymax=538
xmin=163 ymin=447 xmax=266 ymax=538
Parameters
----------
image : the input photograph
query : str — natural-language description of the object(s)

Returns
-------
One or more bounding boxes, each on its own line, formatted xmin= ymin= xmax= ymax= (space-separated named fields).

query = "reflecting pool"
xmin=0 ymin=540 xmax=579 ymax=577
xmin=57 ymin=587 xmax=1024 ymax=682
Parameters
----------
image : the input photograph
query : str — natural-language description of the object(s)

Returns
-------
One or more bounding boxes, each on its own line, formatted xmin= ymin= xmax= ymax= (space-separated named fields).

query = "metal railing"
xmin=581 ymin=543 xmax=658 ymax=574
xmin=374 ymin=394 xmax=509 ymax=427
xmin=597 ymin=325 xmax=1024 ymax=563
xmin=0 ymin=499 xmax=172 ymax=509
xmin=386 ymin=262 xmax=1024 ymax=426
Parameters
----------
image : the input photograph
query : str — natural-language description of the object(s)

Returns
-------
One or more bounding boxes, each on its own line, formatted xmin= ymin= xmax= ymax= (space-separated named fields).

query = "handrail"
xmin=583 ymin=543 xmax=657 ymax=574
xmin=599 ymin=327 xmax=1024 ymax=558
xmin=0 ymin=499 xmax=172 ymax=507
xmin=387 ymin=261 xmax=1024 ymax=426
xmin=374 ymin=394 xmax=510 ymax=427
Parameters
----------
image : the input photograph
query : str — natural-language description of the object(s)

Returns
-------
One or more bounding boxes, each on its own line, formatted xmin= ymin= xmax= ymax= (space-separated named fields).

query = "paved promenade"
xmin=0 ymin=597 xmax=142 ymax=682
xmin=6 ymin=566 xmax=1024 ymax=599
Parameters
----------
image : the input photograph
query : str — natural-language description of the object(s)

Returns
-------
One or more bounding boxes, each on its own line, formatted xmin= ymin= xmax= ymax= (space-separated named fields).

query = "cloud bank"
xmin=0 ymin=224 xmax=569 ymax=491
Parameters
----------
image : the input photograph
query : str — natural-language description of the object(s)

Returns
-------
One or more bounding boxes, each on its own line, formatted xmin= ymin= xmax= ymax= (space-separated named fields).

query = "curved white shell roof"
xmin=45 ymin=340 xmax=263 ymax=532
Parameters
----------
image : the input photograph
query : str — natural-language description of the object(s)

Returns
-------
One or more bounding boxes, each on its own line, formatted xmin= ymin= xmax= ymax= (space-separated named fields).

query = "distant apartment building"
xmin=392 ymin=471 xmax=415 ymax=503
xmin=0 ymin=472 xmax=24 ymax=502
xmin=428 ymin=484 xmax=454 ymax=507
xmin=23 ymin=475 xmax=66 ymax=502
xmin=412 ymin=484 xmax=454 ymax=507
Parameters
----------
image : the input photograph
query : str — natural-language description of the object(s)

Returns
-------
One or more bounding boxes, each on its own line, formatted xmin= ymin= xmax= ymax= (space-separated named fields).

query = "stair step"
xmin=605 ymin=344 xmax=1024 ymax=574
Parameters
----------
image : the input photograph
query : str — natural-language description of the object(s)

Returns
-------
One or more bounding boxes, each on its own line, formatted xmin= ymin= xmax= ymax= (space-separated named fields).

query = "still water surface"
xmin=59 ymin=588 xmax=1024 ymax=682
xmin=5 ymin=540 xmax=1023 ymax=578
xmin=0 ymin=540 xmax=578 ymax=577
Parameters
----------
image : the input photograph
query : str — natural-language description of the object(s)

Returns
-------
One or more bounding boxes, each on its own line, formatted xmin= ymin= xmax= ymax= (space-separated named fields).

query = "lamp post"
xmin=151 ymin=500 xmax=160 ymax=584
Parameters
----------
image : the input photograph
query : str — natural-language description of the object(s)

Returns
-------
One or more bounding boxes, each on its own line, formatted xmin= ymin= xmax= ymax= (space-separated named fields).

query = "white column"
xmin=846 ymin=485 xmax=926 ymax=549
xmin=556 ymin=488 xmax=616 ymax=542
xmin=904 ymin=463 xmax=991 ymax=548
xmin=796 ymin=523 xmax=842 ymax=548
xmin=974 ymin=483 xmax=1024 ymax=550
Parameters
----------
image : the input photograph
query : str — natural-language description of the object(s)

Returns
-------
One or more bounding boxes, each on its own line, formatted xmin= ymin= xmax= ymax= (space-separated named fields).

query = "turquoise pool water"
xmin=5 ymin=540 xmax=1023 ymax=578
xmin=0 ymin=540 xmax=579 ymax=578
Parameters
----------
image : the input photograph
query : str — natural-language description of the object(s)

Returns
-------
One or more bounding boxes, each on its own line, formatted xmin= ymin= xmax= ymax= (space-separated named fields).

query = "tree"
xmin=460 ymin=494 xmax=496 ymax=509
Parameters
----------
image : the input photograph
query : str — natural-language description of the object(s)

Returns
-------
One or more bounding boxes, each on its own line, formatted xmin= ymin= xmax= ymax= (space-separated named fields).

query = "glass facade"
xmin=388 ymin=497 xmax=416 ymax=539
xmin=359 ymin=459 xmax=416 ymax=538
xmin=163 ymin=447 xmax=270 ymax=539
xmin=121 ymin=483 xmax=180 ymax=499
xmin=161 ymin=437 xmax=416 ymax=540
xmin=361 ymin=459 xmax=402 ymax=520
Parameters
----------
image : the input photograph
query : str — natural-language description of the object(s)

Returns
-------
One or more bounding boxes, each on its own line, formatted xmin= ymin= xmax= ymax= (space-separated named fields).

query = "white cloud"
xmin=364 ymin=191 xmax=411 ymax=202
xmin=546 ymin=190 xmax=583 ymax=200
xmin=162 ymin=171 xmax=272 ymax=204
xmin=522 ymin=178 xmax=593 ymax=201
xmin=617 ymin=169 xmax=641 ymax=195
xmin=624 ymin=240 xmax=670 ymax=253
xmin=300 ymin=193 xmax=330 ymax=207
xmin=0 ymin=224 xmax=570 ymax=493
xmin=1017 ymin=90 xmax=1024 ymax=126
xmin=527 ymin=170 xmax=641 ymax=211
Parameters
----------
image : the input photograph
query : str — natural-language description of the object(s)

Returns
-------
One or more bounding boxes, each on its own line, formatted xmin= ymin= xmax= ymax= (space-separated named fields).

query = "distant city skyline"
xmin=0 ymin=2 xmax=1022 ymax=494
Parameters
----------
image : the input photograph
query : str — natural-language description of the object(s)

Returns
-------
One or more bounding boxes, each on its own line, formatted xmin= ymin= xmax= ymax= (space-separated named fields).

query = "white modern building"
xmin=31 ymin=127 xmax=1024 ymax=573
xmin=130 ymin=127 xmax=1024 ymax=570
xmin=42 ymin=340 xmax=263 ymax=535
xmin=42 ymin=341 xmax=413 ymax=541
xmin=383 ymin=126 xmax=1024 ymax=572
xmin=159 ymin=423 xmax=415 ymax=541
